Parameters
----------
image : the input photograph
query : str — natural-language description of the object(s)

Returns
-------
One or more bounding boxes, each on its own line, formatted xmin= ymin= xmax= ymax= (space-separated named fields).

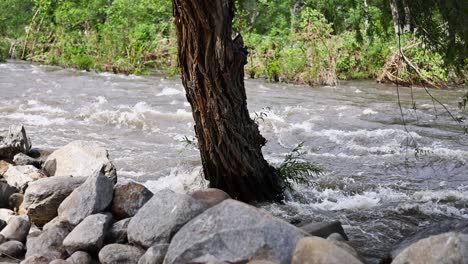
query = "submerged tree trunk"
xmin=172 ymin=0 xmax=283 ymax=202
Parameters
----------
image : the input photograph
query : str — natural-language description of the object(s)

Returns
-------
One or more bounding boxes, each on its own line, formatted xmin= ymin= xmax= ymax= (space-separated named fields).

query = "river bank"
xmin=1 ymin=61 xmax=467 ymax=262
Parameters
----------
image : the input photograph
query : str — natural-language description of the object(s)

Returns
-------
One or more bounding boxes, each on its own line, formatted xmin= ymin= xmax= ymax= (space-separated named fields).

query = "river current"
xmin=1 ymin=61 xmax=467 ymax=262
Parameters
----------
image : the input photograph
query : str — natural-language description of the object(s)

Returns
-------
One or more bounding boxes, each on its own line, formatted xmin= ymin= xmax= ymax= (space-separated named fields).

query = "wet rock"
xmin=24 ymin=176 xmax=86 ymax=226
xmin=43 ymin=141 xmax=117 ymax=183
xmin=112 ymin=179 xmax=153 ymax=220
xmin=128 ymin=189 xmax=205 ymax=248
xmin=0 ymin=215 xmax=31 ymax=243
xmin=0 ymin=181 xmax=18 ymax=208
xmin=190 ymin=188 xmax=230 ymax=208
xmin=392 ymin=232 xmax=468 ymax=264
xmin=292 ymin=237 xmax=363 ymax=264
xmin=390 ymin=220 xmax=468 ymax=259
xmin=3 ymin=165 xmax=46 ymax=190
xmin=66 ymin=251 xmax=93 ymax=264
xmin=164 ymin=199 xmax=306 ymax=264
xmin=0 ymin=240 xmax=25 ymax=258
xmin=58 ymin=174 xmax=113 ymax=227
xmin=99 ymin=244 xmax=145 ymax=264
xmin=327 ymin=233 xmax=361 ymax=260
xmin=0 ymin=125 xmax=31 ymax=160
xmin=299 ymin=221 xmax=348 ymax=240
xmin=138 ymin=244 xmax=169 ymax=264
xmin=105 ymin=218 xmax=131 ymax=244
xmin=63 ymin=213 xmax=112 ymax=254
xmin=25 ymin=226 xmax=70 ymax=260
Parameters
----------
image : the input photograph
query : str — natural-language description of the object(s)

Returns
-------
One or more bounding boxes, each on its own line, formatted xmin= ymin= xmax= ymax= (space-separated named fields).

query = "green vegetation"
xmin=0 ymin=0 xmax=466 ymax=85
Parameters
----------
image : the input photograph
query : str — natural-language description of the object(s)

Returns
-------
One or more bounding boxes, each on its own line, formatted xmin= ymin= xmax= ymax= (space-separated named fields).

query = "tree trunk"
xmin=363 ymin=0 xmax=369 ymax=32
xmin=389 ymin=0 xmax=401 ymax=35
xmin=401 ymin=0 xmax=411 ymax=32
xmin=172 ymin=0 xmax=283 ymax=202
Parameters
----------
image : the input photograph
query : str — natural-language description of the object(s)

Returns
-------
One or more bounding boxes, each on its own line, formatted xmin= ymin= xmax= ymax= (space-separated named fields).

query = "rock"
xmin=105 ymin=218 xmax=131 ymax=244
xmin=0 ymin=161 xmax=12 ymax=176
xmin=3 ymin=165 xmax=46 ymax=190
xmin=0 ymin=240 xmax=25 ymax=258
xmin=0 ymin=125 xmax=31 ymax=160
xmin=190 ymin=188 xmax=230 ymax=208
xmin=42 ymin=217 xmax=61 ymax=231
xmin=49 ymin=260 xmax=68 ymax=264
xmin=112 ymin=179 xmax=153 ymax=220
xmin=63 ymin=213 xmax=112 ymax=254
xmin=0 ymin=215 xmax=31 ymax=243
xmin=43 ymin=141 xmax=117 ymax=183
xmin=24 ymin=176 xmax=86 ymax=226
xmin=327 ymin=233 xmax=361 ymax=260
xmin=0 ymin=220 xmax=6 ymax=232
xmin=8 ymin=193 xmax=24 ymax=213
xmin=138 ymin=244 xmax=169 ymax=264
xmin=58 ymin=174 xmax=113 ymax=227
xmin=99 ymin=244 xmax=145 ymax=264
xmin=247 ymin=261 xmax=277 ymax=264
xmin=292 ymin=237 xmax=363 ymax=264
xmin=0 ymin=209 xmax=15 ymax=223
xmin=0 ymin=181 xmax=18 ymax=208
xmin=66 ymin=251 xmax=93 ymax=264
xmin=164 ymin=199 xmax=306 ymax=264
xmin=25 ymin=226 xmax=69 ymax=260
xmin=13 ymin=153 xmax=41 ymax=168
xmin=392 ymin=232 xmax=468 ymax=264
xmin=299 ymin=221 xmax=349 ymax=240
xmin=20 ymin=256 xmax=50 ymax=264
xmin=127 ymin=189 xmax=205 ymax=248
xmin=390 ymin=220 xmax=468 ymax=260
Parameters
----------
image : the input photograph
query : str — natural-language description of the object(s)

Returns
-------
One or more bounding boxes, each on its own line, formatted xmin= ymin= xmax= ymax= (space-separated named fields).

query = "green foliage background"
xmin=0 ymin=0 xmax=465 ymax=84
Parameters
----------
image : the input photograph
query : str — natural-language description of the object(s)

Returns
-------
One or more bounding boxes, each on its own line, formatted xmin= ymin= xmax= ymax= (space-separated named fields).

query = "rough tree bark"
xmin=172 ymin=0 xmax=283 ymax=202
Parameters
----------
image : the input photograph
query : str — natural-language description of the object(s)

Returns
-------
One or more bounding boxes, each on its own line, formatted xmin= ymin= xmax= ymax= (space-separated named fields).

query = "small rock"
xmin=25 ymin=225 xmax=70 ymax=260
xmin=105 ymin=218 xmax=131 ymax=244
xmin=0 ymin=125 xmax=31 ymax=160
xmin=0 ymin=160 xmax=11 ymax=176
xmin=8 ymin=193 xmax=24 ymax=213
xmin=292 ymin=237 xmax=363 ymax=264
xmin=138 ymin=244 xmax=169 ymax=264
xmin=190 ymin=188 xmax=230 ymax=208
xmin=63 ymin=213 xmax=112 ymax=254
xmin=164 ymin=199 xmax=306 ymax=264
xmin=3 ymin=165 xmax=46 ymax=190
xmin=127 ymin=189 xmax=205 ymax=248
xmin=13 ymin=153 xmax=41 ymax=168
xmin=392 ymin=232 xmax=468 ymax=264
xmin=0 ymin=240 xmax=25 ymax=258
xmin=43 ymin=141 xmax=117 ymax=183
xmin=112 ymin=179 xmax=153 ymax=220
xmin=0 ymin=215 xmax=31 ymax=243
xmin=66 ymin=251 xmax=93 ymax=264
xmin=0 ymin=181 xmax=18 ymax=208
xmin=298 ymin=221 xmax=348 ymax=240
xmin=99 ymin=244 xmax=145 ymax=264
xmin=58 ymin=174 xmax=113 ymax=227
xmin=24 ymin=176 xmax=86 ymax=226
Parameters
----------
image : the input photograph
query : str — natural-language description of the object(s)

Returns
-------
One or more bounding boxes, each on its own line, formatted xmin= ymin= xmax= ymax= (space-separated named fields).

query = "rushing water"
xmin=1 ymin=61 xmax=467 ymax=262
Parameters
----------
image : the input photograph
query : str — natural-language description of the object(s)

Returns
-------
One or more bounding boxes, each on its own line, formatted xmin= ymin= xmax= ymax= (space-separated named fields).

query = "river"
xmin=1 ymin=61 xmax=467 ymax=263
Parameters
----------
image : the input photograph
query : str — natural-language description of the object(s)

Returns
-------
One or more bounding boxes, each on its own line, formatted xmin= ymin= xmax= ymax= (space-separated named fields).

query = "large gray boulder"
xmin=0 ymin=215 xmax=31 ymax=243
xmin=99 ymin=244 xmax=145 ymax=264
xmin=63 ymin=213 xmax=112 ymax=254
xmin=43 ymin=141 xmax=117 ymax=183
xmin=3 ymin=165 xmax=46 ymax=190
xmin=58 ymin=174 xmax=113 ymax=227
xmin=292 ymin=237 xmax=363 ymax=264
xmin=127 ymin=189 xmax=205 ymax=248
xmin=111 ymin=179 xmax=153 ymax=220
xmin=0 ymin=126 xmax=31 ymax=160
xmin=105 ymin=218 xmax=131 ymax=244
xmin=25 ymin=226 xmax=70 ymax=260
xmin=392 ymin=232 xmax=468 ymax=264
xmin=24 ymin=176 xmax=86 ymax=226
xmin=138 ymin=244 xmax=169 ymax=264
xmin=164 ymin=199 xmax=307 ymax=264
xmin=0 ymin=181 xmax=18 ymax=208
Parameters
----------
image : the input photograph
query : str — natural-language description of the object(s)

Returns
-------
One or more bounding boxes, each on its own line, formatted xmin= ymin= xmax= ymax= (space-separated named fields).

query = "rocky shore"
xmin=0 ymin=125 xmax=466 ymax=264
